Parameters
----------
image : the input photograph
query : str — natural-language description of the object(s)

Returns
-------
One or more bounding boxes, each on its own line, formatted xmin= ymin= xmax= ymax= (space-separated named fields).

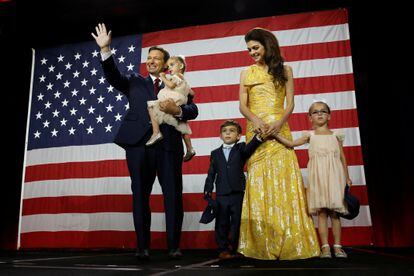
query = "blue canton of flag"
xmin=28 ymin=35 xmax=142 ymax=150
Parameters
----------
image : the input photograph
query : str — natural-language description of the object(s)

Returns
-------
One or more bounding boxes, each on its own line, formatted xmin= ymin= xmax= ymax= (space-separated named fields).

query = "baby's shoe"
xmin=183 ymin=149 xmax=196 ymax=162
xmin=333 ymin=244 xmax=348 ymax=258
xmin=320 ymin=244 xmax=332 ymax=258
xmin=145 ymin=132 xmax=163 ymax=146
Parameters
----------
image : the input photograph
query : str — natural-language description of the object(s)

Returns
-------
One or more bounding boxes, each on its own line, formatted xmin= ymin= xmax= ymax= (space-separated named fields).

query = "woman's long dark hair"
xmin=245 ymin=28 xmax=287 ymax=86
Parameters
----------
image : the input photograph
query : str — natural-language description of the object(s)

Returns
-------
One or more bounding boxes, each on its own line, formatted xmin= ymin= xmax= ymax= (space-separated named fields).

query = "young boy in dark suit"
xmin=204 ymin=120 xmax=262 ymax=259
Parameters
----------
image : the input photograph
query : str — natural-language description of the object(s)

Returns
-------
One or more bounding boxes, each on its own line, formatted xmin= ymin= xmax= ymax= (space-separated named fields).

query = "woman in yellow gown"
xmin=238 ymin=28 xmax=320 ymax=260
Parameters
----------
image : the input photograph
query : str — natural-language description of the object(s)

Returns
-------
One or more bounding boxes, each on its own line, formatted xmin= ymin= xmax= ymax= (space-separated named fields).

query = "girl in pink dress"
xmin=274 ymin=100 xmax=352 ymax=259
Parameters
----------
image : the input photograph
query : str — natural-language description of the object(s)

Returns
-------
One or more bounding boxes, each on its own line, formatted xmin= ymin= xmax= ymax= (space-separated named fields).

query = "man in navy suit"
xmin=92 ymin=23 xmax=198 ymax=259
xmin=204 ymin=120 xmax=262 ymax=259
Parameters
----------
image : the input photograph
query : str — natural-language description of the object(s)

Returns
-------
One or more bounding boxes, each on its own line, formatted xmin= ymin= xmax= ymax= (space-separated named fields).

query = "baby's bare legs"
xmin=148 ymin=107 xmax=160 ymax=137
xmin=183 ymin=134 xmax=193 ymax=152
xmin=145 ymin=106 xmax=164 ymax=146
xmin=183 ymin=134 xmax=196 ymax=161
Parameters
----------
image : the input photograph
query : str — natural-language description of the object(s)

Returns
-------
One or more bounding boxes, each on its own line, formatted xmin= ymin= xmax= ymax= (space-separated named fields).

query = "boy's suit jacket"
xmin=204 ymin=137 xmax=262 ymax=195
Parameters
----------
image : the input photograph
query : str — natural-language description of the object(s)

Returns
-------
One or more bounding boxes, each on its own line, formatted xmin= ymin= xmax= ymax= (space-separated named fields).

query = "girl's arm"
xmin=338 ymin=140 xmax=352 ymax=186
xmin=159 ymin=72 xmax=177 ymax=89
xmin=275 ymin=134 xmax=308 ymax=148
xmin=239 ymin=69 xmax=268 ymax=133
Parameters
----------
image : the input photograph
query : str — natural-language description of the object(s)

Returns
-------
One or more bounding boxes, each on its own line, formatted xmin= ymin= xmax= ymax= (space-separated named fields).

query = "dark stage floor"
xmin=0 ymin=247 xmax=413 ymax=275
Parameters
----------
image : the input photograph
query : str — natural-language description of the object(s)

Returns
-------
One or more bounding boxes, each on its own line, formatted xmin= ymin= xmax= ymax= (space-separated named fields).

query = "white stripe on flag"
xmin=20 ymin=212 xmax=213 ymax=233
xmin=193 ymin=127 xmax=360 ymax=155
xmin=26 ymin=143 xmax=125 ymax=166
xmin=20 ymin=205 xmax=371 ymax=233
xmin=141 ymin=24 xmax=350 ymax=61
xmin=185 ymin=56 xmax=353 ymax=87
xmin=25 ymin=126 xmax=359 ymax=166
xmin=312 ymin=205 xmax=372 ymax=228
xmin=196 ymin=91 xmax=356 ymax=121
xmin=23 ymin=165 xmax=366 ymax=199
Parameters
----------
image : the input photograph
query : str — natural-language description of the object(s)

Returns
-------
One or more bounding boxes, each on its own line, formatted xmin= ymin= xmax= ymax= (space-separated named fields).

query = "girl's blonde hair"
xmin=170 ymin=55 xmax=186 ymax=73
xmin=308 ymin=101 xmax=331 ymax=115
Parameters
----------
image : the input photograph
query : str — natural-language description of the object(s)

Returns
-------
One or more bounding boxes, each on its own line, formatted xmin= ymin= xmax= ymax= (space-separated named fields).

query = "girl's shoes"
xmin=146 ymin=132 xmax=163 ymax=146
xmin=320 ymin=244 xmax=332 ymax=258
xmin=333 ymin=244 xmax=348 ymax=258
xmin=183 ymin=149 xmax=196 ymax=162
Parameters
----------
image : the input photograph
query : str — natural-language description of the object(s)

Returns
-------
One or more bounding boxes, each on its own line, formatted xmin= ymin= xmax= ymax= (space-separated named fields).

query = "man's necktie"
xmin=153 ymin=78 xmax=160 ymax=96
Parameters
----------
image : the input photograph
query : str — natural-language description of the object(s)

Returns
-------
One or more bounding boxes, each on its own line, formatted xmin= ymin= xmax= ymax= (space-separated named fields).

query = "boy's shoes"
xmin=218 ymin=251 xmax=235 ymax=260
xmin=183 ymin=149 xmax=196 ymax=162
xmin=233 ymin=252 xmax=244 ymax=259
xmin=145 ymin=132 xmax=163 ymax=146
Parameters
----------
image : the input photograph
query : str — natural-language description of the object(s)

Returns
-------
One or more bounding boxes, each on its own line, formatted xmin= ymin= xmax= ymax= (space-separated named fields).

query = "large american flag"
xmin=19 ymin=8 xmax=372 ymax=249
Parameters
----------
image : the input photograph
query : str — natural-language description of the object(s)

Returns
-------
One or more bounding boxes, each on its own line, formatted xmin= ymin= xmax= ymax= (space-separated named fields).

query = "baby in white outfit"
xmin=146 ymin=56 xmax=196 ymax=161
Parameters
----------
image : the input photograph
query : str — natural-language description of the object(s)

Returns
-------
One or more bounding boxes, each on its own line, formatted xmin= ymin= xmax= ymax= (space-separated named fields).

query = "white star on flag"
xmin=86 ymin=126 xmax=94 ymax=134
xmin=65 ymin=62 xmax=72 ymax=70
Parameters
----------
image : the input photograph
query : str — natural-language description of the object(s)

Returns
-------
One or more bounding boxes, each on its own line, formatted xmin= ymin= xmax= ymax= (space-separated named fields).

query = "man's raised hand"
xmin=91 ymin=23 xmax=112 ymax=53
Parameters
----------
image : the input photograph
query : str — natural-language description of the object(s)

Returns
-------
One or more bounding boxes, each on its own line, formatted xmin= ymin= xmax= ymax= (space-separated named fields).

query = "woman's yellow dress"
xmin=238 ymin=65 xmax=320 ymax=260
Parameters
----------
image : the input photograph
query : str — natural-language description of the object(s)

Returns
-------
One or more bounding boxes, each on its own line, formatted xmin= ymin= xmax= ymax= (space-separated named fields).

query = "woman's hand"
xmin=346 ymin=178 xmax=353 ymax=187
xmin=252 ymin=118 xmax=268 ymax=134
xmin=265 ymin=120 xmax=283 ymax=137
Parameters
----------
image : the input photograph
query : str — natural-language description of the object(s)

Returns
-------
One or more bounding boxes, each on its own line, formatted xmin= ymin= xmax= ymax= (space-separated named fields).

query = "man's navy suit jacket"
xmin=102 ymin=57 xmax=198 ymax=151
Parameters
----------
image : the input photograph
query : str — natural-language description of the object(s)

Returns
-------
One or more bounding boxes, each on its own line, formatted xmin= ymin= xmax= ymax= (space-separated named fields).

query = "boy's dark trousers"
xmin=215 ymin=191 xmax=244 ymax=253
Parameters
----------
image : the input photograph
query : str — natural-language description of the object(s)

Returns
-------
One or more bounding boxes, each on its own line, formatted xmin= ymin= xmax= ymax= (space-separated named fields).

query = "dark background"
xmin=1 ymin=0 xmax=412 ymax=249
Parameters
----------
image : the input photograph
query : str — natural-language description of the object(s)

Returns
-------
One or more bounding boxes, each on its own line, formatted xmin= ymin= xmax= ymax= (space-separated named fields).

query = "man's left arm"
xmin=179 ymin=95 xmax=198 ymax=121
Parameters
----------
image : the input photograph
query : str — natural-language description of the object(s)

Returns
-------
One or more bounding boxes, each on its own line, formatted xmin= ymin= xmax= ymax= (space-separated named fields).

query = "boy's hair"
xmin=170 ymin=55 xmax=186 ymax=73
xmin=220 ymin=120 xmax=242 ymax=134
xmin=308 ymin=101 xmax=331 ymax=115
xmin=148 ymin=46 xmax=170 ymax=63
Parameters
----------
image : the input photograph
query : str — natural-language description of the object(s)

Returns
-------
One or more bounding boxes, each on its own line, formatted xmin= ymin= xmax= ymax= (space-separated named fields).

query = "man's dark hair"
xmin=220 ymin=120 xmax=242 ymax=134
xmin=148 ymin=46 xmax=170 ymax=63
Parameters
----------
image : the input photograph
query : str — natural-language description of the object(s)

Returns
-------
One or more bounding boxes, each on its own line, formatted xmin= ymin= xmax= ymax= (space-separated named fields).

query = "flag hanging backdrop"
xmin=19 ymin=8 xmax=373 ymax=249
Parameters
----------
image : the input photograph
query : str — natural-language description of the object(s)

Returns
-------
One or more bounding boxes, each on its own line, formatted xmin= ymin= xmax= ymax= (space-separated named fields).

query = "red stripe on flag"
xmin=294 ymin=146 xmax=364 ymax=169
xmin=24 ymin=146 xmax=363 ymax=182
xmin=191 ymin=74 xmax=355 ymax=104
xmin=22 ymin=193 xmax=208 ymax=215
xmin=183 ymin=146 xmax=363 ymax=174
xmin=22 ymin=187 xmax=369 ymax=215
xmin=20 ymin=231 xmax=217 ymax=249
xmin=189 ymin=109 xmax=359 ymax=138
xmin=294 ymin=73 xmax=355 ymax=95
xmin=331 ymin=226 xmax=373 ymax=246
xmin=142 ymin=9 xmax=347 ymax=46
xmin=140 ymin=40 xmax=351 ymax=73
xmin=349 ymin=185 xmax=369 ymax=205
xmin=19 ymin=226 xmax=372 ymax=249
xmin=24 ymin=159 xmax=128 ymax=182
